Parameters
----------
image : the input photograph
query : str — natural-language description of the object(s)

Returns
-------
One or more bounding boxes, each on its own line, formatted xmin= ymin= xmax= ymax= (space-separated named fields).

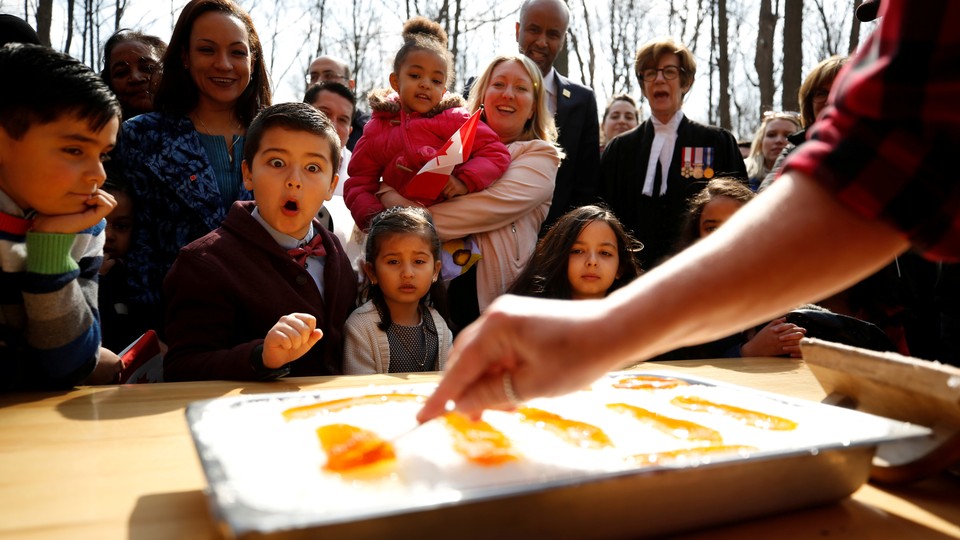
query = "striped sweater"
xmin=0 ymin=192 xmax=103 ymax=391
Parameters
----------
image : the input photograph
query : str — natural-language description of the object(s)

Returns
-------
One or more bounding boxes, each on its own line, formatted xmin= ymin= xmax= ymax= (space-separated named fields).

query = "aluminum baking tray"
xmin=185 ymin=371 xmax=929 ymax=539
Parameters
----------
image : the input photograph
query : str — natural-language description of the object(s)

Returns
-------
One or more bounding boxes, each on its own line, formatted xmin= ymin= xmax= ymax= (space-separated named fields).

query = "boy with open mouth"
xmin=162 ymin=102 xmax=357 ymax=381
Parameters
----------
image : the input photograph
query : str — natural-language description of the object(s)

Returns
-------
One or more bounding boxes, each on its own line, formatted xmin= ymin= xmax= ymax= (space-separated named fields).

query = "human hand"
xmin=262 ymin=313 xmax=324 ymax=369
xmin=441 ymin=175 xmax=468 ymax=200
xmin=739 ymin=317 xmax=806 ymax=358
xmin=417 ymin=295 xmax=618 ymax=423
xmin=31 ymin=189 xmax=117 ymax=234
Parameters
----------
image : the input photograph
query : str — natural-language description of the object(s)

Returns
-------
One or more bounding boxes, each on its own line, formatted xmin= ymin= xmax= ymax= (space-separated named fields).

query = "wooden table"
xmin=1 ymin=359 xmax=957 ymax=539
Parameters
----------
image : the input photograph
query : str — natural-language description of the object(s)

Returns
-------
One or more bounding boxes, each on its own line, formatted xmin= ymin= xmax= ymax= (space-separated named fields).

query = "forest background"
xmin=4 ymin=0 xmax=877 ymax=140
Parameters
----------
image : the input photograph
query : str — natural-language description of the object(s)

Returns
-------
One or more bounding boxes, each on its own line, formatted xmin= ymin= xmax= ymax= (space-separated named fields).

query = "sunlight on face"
xmin=567 ymin=220 xmax=621 ymax=300
xmin=242 ymin=127 xmax=338 ymax=240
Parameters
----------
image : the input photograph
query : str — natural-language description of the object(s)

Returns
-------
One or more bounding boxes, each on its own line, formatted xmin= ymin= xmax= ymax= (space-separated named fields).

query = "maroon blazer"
xmin=163 ymin=201 xmax=358 ymax=381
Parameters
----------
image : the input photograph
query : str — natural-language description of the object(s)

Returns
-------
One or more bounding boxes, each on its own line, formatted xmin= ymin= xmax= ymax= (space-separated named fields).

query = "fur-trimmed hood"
xmin=367 ymin=88 xmax=466 ymax=118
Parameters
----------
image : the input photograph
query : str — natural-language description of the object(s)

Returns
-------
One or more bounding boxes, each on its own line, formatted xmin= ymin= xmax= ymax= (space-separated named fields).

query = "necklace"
xmin=193 ymin=113 xmax=242 ymax=162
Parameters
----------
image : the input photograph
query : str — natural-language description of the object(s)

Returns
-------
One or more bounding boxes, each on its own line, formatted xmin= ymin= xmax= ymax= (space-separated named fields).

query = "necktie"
xmin=0 ymin=213 xmax=33 ymax=235
xmin=288 ymin=234 xmax=326 ymax=267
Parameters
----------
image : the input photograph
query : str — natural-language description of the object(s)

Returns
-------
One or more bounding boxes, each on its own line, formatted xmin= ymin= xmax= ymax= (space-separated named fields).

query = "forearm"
xmin=22 ymin=231 xmax=100 ymax=383
xmin=593 ymin=171 xmax=909 ymax=367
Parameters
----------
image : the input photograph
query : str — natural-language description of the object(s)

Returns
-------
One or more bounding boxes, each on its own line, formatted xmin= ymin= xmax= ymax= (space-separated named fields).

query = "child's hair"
xmin=154 ymin=0 xmax=272 ymax=127
xmin=362 ymin=206 xmax=450 ymax=331
xmin=0 ymin=43 xmax=121 ymax=140
xmin=676 ymin=177 xmax=755 ymax=249
xmin=243 ymin=102 xmax=341 ymax=173
xmin=392 ymin=16 xmax=454 ymax=85
xmin=508 ymin=205 xmax=643 ymax=299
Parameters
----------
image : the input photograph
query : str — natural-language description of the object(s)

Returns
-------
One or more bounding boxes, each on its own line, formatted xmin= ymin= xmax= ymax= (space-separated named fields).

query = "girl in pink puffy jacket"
xmin=344 ymin=16 xmax=510 ymax=231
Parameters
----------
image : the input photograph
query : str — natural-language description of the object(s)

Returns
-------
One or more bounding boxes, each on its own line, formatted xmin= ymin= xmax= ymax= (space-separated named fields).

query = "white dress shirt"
xmin=642 ymin=110 xmax=685 ymax=196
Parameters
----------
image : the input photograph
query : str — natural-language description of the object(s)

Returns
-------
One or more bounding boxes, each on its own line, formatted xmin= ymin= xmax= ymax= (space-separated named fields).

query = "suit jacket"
xmin=163 ymin=201 xmax=358 ymax=381
xmin=116 ymin=112 xmax=253 ymax=324
xmin=546 ymin=72 xmax=601 ymax=228
xmin=599 ymin=115 xmax=746 ymax=269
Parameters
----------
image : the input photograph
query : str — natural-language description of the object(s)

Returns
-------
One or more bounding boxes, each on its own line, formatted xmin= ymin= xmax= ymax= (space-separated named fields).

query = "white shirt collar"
xmin=543 ymin=67 xmax=558 ymax=116
xmin=251 ymin=207 xmax=315 ymax=250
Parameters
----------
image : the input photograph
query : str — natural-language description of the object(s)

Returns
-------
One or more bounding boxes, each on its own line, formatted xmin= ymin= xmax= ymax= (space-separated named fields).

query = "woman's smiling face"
xmin=481 ymin=59 xmax=535 ymax=144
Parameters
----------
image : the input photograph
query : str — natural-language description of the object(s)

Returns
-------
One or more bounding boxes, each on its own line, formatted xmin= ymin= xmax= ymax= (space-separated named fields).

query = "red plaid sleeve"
xmin=783 ymin=0 xmax=960 ymax=261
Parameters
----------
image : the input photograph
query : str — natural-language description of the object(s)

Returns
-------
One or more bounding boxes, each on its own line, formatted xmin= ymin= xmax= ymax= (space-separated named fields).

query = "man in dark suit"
xmin=516 ymin=0 xmax=600 ymax=229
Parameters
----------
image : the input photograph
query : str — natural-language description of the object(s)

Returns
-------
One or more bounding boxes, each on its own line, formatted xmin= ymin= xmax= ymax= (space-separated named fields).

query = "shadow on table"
xmin=646 ymin=357 xmax=806 ymax=375
xmin=54 ymin=380 xmax=306 ymax=421
xmin=129 ymin=490 xmax=219 ymax=539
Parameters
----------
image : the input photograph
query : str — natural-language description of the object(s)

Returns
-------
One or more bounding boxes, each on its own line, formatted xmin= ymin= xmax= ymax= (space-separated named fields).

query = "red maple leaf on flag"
xmin=404 ymin=106 xmax=483 ymax=202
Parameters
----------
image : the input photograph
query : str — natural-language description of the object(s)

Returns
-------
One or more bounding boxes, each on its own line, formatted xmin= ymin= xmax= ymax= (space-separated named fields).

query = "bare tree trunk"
xmin=782 ymin=0 xmax=802 ymax=112
xmin=718 ymin=0 xmax=732 ymax=130
xmin=450 ymin=0 xmax=463 ymax=91
xmin=577 ymin=0 xmax=596 ymax=89
xmin=35 ymin=0 xmax=52 ymax=46
xmin=848 ymin=0 xmax=861 ymax=54
xmin=114 ymin=0 xmax=127 ymax=31
xmin=554 ymin=0 xmax=570 ymax=77
xmin=65 ymin=0 xmax=75 ymax=52
xmin=754 ymin=0 xmax=776 ymax=113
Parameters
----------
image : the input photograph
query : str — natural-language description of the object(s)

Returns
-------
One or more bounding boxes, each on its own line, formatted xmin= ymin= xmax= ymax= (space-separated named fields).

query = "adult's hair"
xmin=466 ymin=54 xmax=559 ymax=145
xmin=798 ymin=55 xmax=848 ymax=128
xmin=602 ymin=93 xmax=639 ymax=123
xmin=392 ymin=16 xmax=454 ymax=84
xmin=303 ymin=81 xmax=357 ymax=114
xmin=676 ymin=177 xmax=755 ymax=250
xmin=634 ymin=37 xmax=697 ymax=95
xmin=508 ymin=204 xmax=643 ymax=300
xmin=154 ymin=0 xmax=272 ymax=127
xmin=100 ymin=29 xmax=167 ymax=86
xmin=361 ymin=206 xmax=450 ymax=331
xmin=242 ymin=102 xmax=341 ymax=174
xmin=0 ymin=43 xmax=120 ymax=140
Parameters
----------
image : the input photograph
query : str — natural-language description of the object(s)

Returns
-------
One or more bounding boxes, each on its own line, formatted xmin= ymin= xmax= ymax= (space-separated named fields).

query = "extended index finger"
xmin=417 ymin=323 xmax=497 ymax=423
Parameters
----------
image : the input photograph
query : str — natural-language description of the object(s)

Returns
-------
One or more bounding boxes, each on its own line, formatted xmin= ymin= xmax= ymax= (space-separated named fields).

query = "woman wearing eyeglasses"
xmin=598 ymin=37 xmax=745 ymax=270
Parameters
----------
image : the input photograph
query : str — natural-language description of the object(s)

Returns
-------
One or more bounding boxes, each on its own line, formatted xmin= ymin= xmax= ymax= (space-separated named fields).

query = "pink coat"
xmin=344 ymin=89 xmax=510 ymax=230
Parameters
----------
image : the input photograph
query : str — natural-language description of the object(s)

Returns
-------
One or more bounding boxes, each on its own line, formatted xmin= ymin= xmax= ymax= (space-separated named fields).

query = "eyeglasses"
xmin=640 ymin=65 xmax=683 ymax=82
xmin=308 ymin=70 xmax=348 ymax=84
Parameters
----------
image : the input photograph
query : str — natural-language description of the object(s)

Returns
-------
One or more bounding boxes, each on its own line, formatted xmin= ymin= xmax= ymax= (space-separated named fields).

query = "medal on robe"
xmin=692 ymin=147 xmax=704 ymax=179
xmin=703 ymin=147 xmax=715 ymax=179
xmin=681 ymin=147 xmax=693 ymax=178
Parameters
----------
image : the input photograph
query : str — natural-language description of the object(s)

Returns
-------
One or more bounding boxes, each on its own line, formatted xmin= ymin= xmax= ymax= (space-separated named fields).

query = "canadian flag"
xmin=404 ymin=106 xmax=483 ymax=202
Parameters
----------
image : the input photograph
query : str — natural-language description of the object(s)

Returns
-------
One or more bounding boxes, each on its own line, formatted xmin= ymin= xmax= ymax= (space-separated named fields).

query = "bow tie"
xmin=0 ymin=213 xmax=33 ymax=236
xmin=287 ymin=233 xmax=326 ymax=267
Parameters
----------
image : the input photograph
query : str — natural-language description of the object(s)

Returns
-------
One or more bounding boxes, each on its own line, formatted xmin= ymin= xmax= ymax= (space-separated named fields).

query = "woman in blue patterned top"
xmin=115 ymin=0 xmax=272 ymax=333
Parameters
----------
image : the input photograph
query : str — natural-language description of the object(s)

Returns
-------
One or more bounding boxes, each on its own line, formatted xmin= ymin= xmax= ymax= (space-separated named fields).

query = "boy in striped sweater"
xmin=0 ymin=44 xmax=123 ymax=390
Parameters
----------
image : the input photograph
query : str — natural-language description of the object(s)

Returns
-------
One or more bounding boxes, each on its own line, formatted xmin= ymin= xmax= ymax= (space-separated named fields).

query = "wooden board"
xmin=801 ymin=338 xmax=960 ymax=483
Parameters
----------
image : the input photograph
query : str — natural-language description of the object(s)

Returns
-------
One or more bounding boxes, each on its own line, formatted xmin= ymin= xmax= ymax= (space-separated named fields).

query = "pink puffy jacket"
xmin=344 ymin=89 xmax=510 ymax=230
